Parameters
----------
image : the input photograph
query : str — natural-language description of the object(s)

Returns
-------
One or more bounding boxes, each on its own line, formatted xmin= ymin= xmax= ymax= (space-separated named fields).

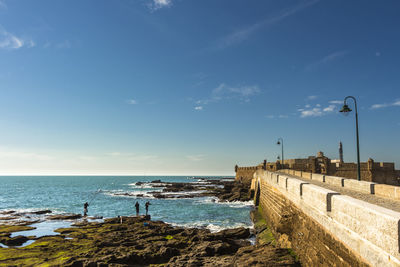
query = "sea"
xmin=0 ymin=176 xmax=253 ymax=235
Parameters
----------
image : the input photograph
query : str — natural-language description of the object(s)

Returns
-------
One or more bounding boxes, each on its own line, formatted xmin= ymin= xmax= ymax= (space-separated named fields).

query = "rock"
xmin=2 ymin=235 xmax=29 ymax=246
xmin=30 ymin=210 xmax=52 ymax=215
xmin=47 ymin=214 xmax=82 ymax=220
xmin=151 ymin=179 xmax=162 ymax=183
xmin=136 ymin=181 xmax=143 ymax=186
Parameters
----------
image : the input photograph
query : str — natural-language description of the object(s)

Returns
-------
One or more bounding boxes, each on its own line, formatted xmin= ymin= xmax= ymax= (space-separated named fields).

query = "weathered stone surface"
xmin=0 ymin=216 xmax=297 ymax=266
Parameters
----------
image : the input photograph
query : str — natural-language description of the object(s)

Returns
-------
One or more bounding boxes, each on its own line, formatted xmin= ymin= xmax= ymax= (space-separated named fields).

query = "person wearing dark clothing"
xmin=83 ymin=202 xmax=89 ymax=217
xmin=145 ymin=201 xmax=151 ymax=216
xmin=135 ymin=201 xmax=140 ymax=216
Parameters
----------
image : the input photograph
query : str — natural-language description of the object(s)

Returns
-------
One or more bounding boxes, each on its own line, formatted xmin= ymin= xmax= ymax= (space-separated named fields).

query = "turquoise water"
xmin=0 ymin=176 xmax=253 ymax=232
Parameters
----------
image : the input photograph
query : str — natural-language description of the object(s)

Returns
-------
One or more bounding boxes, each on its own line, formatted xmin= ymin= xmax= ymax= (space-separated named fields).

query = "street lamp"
xmin=339 ymin=96 xmax=361 ymax=181
xmin=277 ymin=138 xmax=284 ymax=167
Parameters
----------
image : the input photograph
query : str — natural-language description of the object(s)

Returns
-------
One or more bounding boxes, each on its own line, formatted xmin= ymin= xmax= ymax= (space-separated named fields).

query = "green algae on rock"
xmin=0 ymin=216 xmax=299 ymax=266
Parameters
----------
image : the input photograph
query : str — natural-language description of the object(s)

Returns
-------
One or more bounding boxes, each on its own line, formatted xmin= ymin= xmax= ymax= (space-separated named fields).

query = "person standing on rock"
xmin=135 ymin=201 xmax=140 ymax=216
xmin=83 ymin=202 xmax=89 ymax=217
xmin=145 ymin=201 xmax=151 ymax=216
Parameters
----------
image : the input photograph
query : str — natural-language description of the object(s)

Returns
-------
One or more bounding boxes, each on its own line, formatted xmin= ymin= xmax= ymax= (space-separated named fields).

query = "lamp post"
xmin=277 ymin=138 xmax=284 ymax=167
xmin=339 ymin=96 xmax=361 ymax=181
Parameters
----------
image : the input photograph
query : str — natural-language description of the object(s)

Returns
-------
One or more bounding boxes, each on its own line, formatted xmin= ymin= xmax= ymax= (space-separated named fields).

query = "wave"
xmin=168 ymin=221 xmax=252 ymax=233
xmin=127 ymin=182 xmax=167 ymax=189
xmin=193 ymin=197 xmax=254 ymax=208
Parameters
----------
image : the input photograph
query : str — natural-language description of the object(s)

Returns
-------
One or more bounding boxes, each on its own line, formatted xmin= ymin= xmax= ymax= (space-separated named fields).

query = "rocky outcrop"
xmin=0 ymin=216 xmax=298 ymax=266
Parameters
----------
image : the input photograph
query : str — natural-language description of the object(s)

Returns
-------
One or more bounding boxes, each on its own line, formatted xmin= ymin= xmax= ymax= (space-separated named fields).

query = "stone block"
xmin=301 ymin=184 xmax=340 ymax=212
xmin=286 ymin=178 xmax=309 ymax=198
xmin=294 ymin=171 xmax=302 ymax=177
xmin=312 ymin=173 xmax=325 ymax=183
xmin=278 ymin=175 xmax=288 ymax=190
xmin=302 ymin=172 xmax=312 ymax=179
xmin=331 ymin=195 xmax=400 ymax=257
xmin=342 ymin=179 xmax=375 ymax=194
xmin=324 ymin=175 xmax=344 ymax=187
xmin=375 ymin=184 xmax=400 ymax=200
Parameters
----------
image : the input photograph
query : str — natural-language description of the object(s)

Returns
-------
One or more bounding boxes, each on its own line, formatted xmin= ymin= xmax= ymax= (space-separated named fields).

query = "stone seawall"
xmin=253 ymin=169 xmax=400 ymax=266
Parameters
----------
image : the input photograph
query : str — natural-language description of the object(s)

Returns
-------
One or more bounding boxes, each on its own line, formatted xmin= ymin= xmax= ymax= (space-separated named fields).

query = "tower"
xmin=339 ymin=142 xmax=344 ymax=163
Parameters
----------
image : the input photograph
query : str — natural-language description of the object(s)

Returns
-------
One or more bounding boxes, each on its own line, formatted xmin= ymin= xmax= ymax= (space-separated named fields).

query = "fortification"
xmin=251 ymin=168 xmax=400 ymax=266
xmin=264 ymin=152 xmax=400 ymax=185
xmin=234 ymin=164 xmax=260 ymax=185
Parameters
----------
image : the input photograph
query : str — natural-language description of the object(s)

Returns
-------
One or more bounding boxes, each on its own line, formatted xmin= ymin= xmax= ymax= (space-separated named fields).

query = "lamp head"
xmin=277 ymin=156 xmax=280 ymax=160
xmin=277 ymin=141 xmax=281 ymax=145
xmin=340 ymin=104 xmax=352 ymax=116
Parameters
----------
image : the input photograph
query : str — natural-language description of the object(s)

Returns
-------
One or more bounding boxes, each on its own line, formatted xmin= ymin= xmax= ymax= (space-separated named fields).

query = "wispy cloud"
xmin=371 ymin=100 xmax=400 ymax=109
xmin=216 ymin=0 xmax=319 ymax=49
xmin=307 ymin=95 xmax=318 ymax=100
xmin=194 ymin=106 xmax=203 ymax=111
xmin=195 ymin=83 xmax=260 ymax=108
xmin=306 ymin=50 xmax=348 ymax=71
xmin=329 ymin=100 xmax=343 ymax=104
xmin=148 ymin=0 xmax=172 ymax=10
xmin=127 ymin=99 xmax=138 ymax=105
xmin=0 ymin=149 xmax=53 ymax=161
xmin=265 ymin=114 xmax=289 ymax=119
xmin=186 ymin=154 xmax=204 ymax=162
xmin=56 ymin=40 xmax=71 ymax=49
xmin=0 ymin=26 xmax=34 ymax=50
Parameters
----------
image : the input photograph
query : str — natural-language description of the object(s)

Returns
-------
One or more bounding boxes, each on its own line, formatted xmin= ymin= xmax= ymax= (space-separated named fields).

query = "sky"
xmin=0 ymin=0 xmax=399 ymax=175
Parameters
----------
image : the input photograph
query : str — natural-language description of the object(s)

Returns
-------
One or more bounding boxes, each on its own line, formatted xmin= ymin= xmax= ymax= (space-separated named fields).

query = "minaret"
xmin=339 ymin=142 xmax=344 ymax=163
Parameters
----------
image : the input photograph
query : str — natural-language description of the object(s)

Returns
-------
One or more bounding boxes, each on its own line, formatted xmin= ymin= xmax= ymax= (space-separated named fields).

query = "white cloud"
xmin=307 ymin=95 xmax=318 ymax=100
xmin=186 ymin=154 xmax=204 ymax=162
xmin=279 ymin=115 xmax=289 ymax=118
xmin=194 ymin=106 xmax=203 ymax=111
xmin=149 ymin=0 xmax=172 ymax=10
xmin=127 ymin=99 xmax=138 ymax=105
xmin=0 ymin=27 xmax=30 ymax=50
xmin=371 ymin=100 xmax=400 ymax=109
xmin=265 ymin=115 xmax=275 ymax=119
xmin=300 ymin=107 xmax=323 ymax=118
xmin=323 ymin=105 xmax=336 ymax=112
xmin=212 ymin=83 xmax=260 ymax=99
xmin=300 ymin=104 xmax=337 ymax=118
xmin=194 ymin=83 xmax=260 ymax=108
xmin=329 ymin=100 xmax=343 ymax=104
xmin=216 ymin=0 xmax=319 ymax=49
xmin=306 ymin=50 xmax=348 ymax=71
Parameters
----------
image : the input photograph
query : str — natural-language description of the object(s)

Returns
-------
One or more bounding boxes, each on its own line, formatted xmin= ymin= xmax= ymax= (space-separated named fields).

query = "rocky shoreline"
xmin=0 ymin=180 xmax=300 ymax=266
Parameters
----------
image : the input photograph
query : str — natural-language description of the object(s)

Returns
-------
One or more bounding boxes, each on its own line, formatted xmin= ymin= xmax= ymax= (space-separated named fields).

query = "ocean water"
xmin=0 ymin=176 xmax=253 ymax=233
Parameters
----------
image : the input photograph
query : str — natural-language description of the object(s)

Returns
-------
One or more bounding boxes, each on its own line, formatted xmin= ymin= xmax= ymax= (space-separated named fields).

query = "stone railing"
xmin=278 ymin=169 xmax=400 ymax=200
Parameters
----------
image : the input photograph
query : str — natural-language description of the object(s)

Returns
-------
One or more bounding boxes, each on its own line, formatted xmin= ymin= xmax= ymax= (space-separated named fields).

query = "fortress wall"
xmin=235 ymin=166 xmax=259 ymax=185
xmin=253 ymin=169 xmax=400 ymax=266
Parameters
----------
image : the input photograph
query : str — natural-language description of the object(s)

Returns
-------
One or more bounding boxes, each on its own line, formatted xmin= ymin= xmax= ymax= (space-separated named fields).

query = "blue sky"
xmin=0 ymin=0 xmax=399 ymax=175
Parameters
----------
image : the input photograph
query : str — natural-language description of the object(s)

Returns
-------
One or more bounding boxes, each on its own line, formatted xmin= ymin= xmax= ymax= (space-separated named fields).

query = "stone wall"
xmin=235 ymin=165 xmax=260 ymax=185
xmin=253 ymin=169 xmax=400 ymax=266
